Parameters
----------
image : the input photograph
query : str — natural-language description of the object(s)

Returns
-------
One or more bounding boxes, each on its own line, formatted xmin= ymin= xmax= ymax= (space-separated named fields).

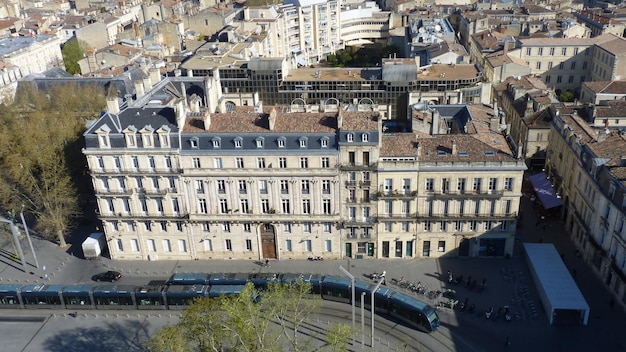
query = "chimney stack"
xmin=134 ymin=80 xmax=144 ymax=99
xmin=451 ymin=140 xmax=457 ymax=155
xmin=268 ymin=107 xmax=277 ymax=131
xmin=337 ymin=110 xmax=343 ymax=129
xmin=431 ymin=109 xmax=440 ymax=135
xmin=106 ymin=96 xmax=120 ymax=114
xmin=203 ymin=109 xmax=211 ymax=130
xmin=143 ymin=77 xmax=153 ymax=93
xmin=149 ymin=68 xmax=161 ymax=86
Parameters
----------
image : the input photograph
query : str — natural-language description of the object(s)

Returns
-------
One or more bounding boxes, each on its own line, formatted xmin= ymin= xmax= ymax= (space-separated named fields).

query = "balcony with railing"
xmin=416 ymin=212 xmax=518 ymax=220
xmin=375 ymin=190 xmax=417 ymax=200
xmin=343 ymin=217 xmax=376 ymax=226
xmin=427 ymin=189 xmax=505 ymax=198
xmin=345 ymin=181 xmax=357 ymax=188
xmin=376 ymin=213 xmax=416 ymax=221
xmin=135 ymin=188 xmax=167 ymax=195
xmin=340 ymin=162 xmax=377 ymax=171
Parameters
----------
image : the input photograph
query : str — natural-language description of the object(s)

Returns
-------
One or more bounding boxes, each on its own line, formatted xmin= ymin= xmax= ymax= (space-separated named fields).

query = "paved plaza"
xmin=1 ymin=195 xmax=626 ymax=351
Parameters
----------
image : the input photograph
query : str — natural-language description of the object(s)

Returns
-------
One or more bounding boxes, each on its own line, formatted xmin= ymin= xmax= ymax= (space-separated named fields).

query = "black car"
xmin=92 ymin=271 xmax=122 ymax=282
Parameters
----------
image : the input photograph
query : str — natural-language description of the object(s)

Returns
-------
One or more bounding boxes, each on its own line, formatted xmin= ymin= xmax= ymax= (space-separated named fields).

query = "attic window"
xmin=484 ymin=150 xmax=495 ymax=156
xmin=256 ymin=137 xmax=265 ymax=149
xmin=459 ymin=150 xmax=469 ymax=157
xmin=320 ymin=136 xmax=329 ymax=148
xmin=277 ymin=137 xmax=286 ymax=148
xmin=437 ymin=150 xmax=447 ymax=156
xmin=190 ymin=137 xmax=199 ymax=149
xmin=234 ymin=137 xmax=243 ymax=148
xmin=299 ymin=137 xmax=308 ymax=148
xmin=361 ymin=133 xmax=369 ymax=142
xmin=347 ymin=133 xmax=354 ymax=142
xmin=212 ymin=137 xmax=221 ymax=149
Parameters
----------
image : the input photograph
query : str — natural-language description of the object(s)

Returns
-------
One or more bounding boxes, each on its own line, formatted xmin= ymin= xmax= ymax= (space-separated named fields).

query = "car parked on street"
xmin=91 ymin=271 xmax=122 ymax=282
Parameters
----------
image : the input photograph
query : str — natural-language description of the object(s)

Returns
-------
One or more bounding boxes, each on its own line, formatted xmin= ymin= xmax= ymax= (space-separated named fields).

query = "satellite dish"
xmin=419 ymin=27 xmax=426 ymax=34
xmin=435 ymin=24 xmax=442 ymax=32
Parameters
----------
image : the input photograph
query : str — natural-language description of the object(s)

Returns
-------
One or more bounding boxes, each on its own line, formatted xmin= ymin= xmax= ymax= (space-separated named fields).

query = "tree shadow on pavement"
xmin=42 ymin=319 xmax=152 ymax=352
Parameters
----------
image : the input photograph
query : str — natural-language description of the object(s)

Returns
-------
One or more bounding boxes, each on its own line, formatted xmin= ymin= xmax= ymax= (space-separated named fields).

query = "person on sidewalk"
xmin=265 ymin=259 xmax=270 ymax=267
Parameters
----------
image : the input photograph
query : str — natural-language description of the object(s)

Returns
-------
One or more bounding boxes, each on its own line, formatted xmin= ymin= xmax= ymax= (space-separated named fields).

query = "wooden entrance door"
xmin=261 ymin=224 xmax=277 ymax=259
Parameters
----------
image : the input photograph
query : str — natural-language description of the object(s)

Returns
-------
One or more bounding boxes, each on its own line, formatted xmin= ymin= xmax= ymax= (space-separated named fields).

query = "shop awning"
xmin=529 ymin=172 xmax=562 ymax=209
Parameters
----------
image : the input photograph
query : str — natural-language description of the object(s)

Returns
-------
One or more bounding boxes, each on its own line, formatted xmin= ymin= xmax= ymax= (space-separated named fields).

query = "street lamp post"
xmin=21 ymin=206 xmax=39 ymax=269
xmin=338 ymin=265 xmax=355 ymax=346
xmin=371 ymin=278 xmax=384 ymax=348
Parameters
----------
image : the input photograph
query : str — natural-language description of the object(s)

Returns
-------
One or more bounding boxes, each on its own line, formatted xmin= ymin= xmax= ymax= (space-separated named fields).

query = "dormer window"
xmin=96 ymin=124 xmax=111 ymax=148
xmin=347 ymin=133 xmax=354 ymax=142
xmin=299 ymin=137 xmax=308 ymax=148
xmin=140 ymin=125 xmax=155 ymax=148
xmin=320 ymin=136 xmax=329 ymax=148
xmin=212 ymin=137 xmax=221 ymax=149
xmin=99 ymin=134 xmax=109 ymax=147
xmin=190 ymin=137 xmax=199 ymax=149
xmin=123 ymin=125 xmax=137 ymax=148
xmin=361 ymin=133 xmax=369 ymax=142
xmin=256 ymin=137 xmax=265 ymax=149
xmin=157 ymin=125 xmax=171 ymax=148
xmin=277 ymin=137 xmax=286 ymax=148
xmin=234 ymin=137 xmax=243 ymax=148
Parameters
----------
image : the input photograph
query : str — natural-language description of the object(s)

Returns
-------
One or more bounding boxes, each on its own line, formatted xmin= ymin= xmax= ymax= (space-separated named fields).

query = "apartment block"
xmin=83 ymin=75 xmax=525 ymax=261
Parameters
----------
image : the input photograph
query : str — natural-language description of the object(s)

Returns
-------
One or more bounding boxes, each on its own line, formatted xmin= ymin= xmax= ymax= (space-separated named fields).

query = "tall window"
xmin=322 ymin=180 xmax=331 ymax=194
xmin=321 ymin=157 xmax=330 ymax=168
xmin=504 ymin=177 xmax=513 ymax=191
xmin=304 ymin=239 xmax=312 ymax=252
xmin=488 ymin=178 xmax=497 ymax=191
xmin=236 ymin=157 xmax=244 ymax=168
xmin=217 ymin=180 xmax=226 ymax=194
xmin=300 ymin=157 xmax=308 ymax=168
xmin=257 ymin=158 xmax=266 ymax=168
xmin=196 ymin=180 xmax=204 ymax=193
xmin=425 ymin=178 xmax=434 ymax=191
xmin=458 ymin=178 xmax=466 ymax=192
xmin=163 ymin=239 xmax=171 ymax=252
xmin=282 ymin=199 xmax=291 ymax=214
xmin=164 ymin=156 xmax=172 ymax=169
xmin=238 ymin=180 xmax=247 ymax=194
xmin=473 ymin=178 xmax=482 ymax=192
xmin=285 ymin=239 xmax=292 ymax=252
xmin=279 ymin=157 xmax=287 ymax=168
xmin=246 ymin=239 xmax=253 ymax=251
xmin=199 ymin=199 xmax=207 ymax=214
xmin=302 ymin=199 xmax=311 ymax=214
xmin=219 ymin=199 xmax=229 ymax=213
xmin=325 ymin=240 xmax=332 ymax=252
xmin=240 ymin=199 xmax=249 ymax=214
xmin=261 ymin=199 xmax=270 ymax=213
xmin=259 ymin=180 xmax=268 ymax=194
xmin=148 ymin=156 xmax=155 ymax=170
xmin=323 ymin=199 xmax=331 ymax=214
xmin=225 ymin=239 xmax=232 ymax=251
xmin=214 ymin=158 xmax=222 ymax=169
xmin=280 ymin=180 xmax=289 ymax=194
xmin=192 ymin=157 xmax=201 ymax=168
xmin=301 ymin=180 xmax=310 ymax=194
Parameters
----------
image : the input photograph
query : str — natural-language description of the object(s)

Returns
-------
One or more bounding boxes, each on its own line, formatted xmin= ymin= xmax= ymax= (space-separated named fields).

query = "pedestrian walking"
xmin=265 ymin=259 xmax=270 ymax=267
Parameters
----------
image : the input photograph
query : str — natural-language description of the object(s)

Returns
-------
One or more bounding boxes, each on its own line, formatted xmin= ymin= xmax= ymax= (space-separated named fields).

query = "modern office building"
xmin=83 ymin=74 xmax=525 ymax=261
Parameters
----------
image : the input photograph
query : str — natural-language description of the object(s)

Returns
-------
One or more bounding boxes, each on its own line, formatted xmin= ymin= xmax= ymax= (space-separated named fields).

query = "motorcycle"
xmin=366 ymin=270 xmax=386 ymax=280
xmin=485 ymin=306 xmax=494 ymax=319
xmin=308 ymin=256 xmax=324 ymax=261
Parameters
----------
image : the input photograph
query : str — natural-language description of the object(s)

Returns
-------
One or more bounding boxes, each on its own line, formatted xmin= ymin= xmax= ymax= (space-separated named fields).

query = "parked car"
xmin=92 ymin=271 xmax=122 ymax=282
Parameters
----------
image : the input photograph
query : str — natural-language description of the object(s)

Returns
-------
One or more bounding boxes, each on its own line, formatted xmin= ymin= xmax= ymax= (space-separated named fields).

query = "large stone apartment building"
xmin=82 ymin=73 xmax=525 ymax=261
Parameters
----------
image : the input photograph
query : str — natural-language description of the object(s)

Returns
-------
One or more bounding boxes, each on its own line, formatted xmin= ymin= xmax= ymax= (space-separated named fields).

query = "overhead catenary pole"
xmin=371 ymin=278 xmax=384 ymax=348
xmin=21 ymin=206 xmax=39 ymax=269
xmin=338 ymin=265 xmax=355 ymax=347
xmin=361 ymin=292 xmax=365 ymax=351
